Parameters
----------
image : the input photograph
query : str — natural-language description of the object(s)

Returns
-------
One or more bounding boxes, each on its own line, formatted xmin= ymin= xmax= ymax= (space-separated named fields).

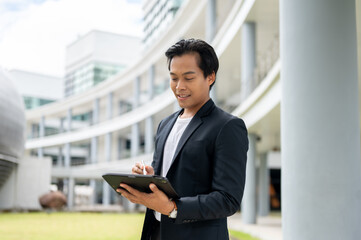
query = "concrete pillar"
xmin=148 ymin=65 xmax=155 ymax=100
xmin=37 ymin=115 xmax=45 ymax=158
xmin=205 ymin=0 xmax=216 ymax=42
xmin=280 ymin=1 xmax=361 ymax=239
xmin=206 ymin=0 xmax=217 ymax=103
xmin=103 ymin=132 xmax=112 ymax=205
xmin=133 ymin=76 xmax=140 ymax=108
xmin=91 ymin=98 xmax=99 ymax=164
xmin=67 ymin=177 xmax=74 ymax=209
xmin=258 ymin=153 xmax=269 ymax=216
xmin=118 ymin=137 xmax=125 ymax=159
xmin=131 ymin=123 xmax=140 ymax=158
xmin=91 ymin=137 xmax=98 ymax=164
xmin=131 ymin=77 xmax=141 ymax=157
xmin=241 ymin=22 xmax=256 ymax=101
xmin=58 ymin=118 xmax=64 ymax=167
xmin=145 ymin=116 xmax=153 ymax=154
xmin=90 ymin=179 xmax=96 ymax=204
xmin=57 ymin=147 xmax=63 ymax=167
xmin=105 ymin=133 xmax=112 ymax=162
xmin=105 ymin=92 xmax=113 ymax=162
xmin=64 ymin=108 xmax=72 ymax=167
xmin=242 ymin=134 xmax=257 ymax=224
xmin=64 ymin=143 xmax=70 ymax=167
xmin=107 ymin=92 xmax=113 ymax=119
xmin=102 ymin=181 xmax=110 ymax=206
xmin=122 ymin=197 xmax=136 ymax=212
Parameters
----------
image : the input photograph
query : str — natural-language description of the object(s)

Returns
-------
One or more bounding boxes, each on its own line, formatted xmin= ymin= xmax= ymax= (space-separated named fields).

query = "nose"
xmin=176 ymin=79 xmax=186 ymax=90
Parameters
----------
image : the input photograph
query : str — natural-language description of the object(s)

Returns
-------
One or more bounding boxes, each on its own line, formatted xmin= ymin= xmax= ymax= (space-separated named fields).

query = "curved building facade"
xmin=21 ymin=0 xmax=361 ymax=239
xmin=0 ymin=70 xmax=25 ymax=187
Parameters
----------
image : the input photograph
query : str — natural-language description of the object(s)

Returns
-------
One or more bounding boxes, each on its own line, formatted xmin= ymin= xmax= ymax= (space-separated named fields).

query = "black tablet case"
xmin=102 ymin=173 xmax=179 ymax=199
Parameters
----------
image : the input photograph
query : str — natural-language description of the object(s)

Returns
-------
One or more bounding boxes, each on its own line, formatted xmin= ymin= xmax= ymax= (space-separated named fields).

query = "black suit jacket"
xmin=141 ymin=99 xmax=248 ymax=240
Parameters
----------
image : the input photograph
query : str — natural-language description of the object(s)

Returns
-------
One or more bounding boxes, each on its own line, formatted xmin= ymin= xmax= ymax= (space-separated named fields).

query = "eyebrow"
xmin=170 ymin=71 xmax=196 ymax=76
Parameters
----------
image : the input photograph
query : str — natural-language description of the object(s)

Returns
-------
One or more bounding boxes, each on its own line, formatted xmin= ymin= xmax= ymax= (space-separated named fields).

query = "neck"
xmin=180 ymin=97 xmax=210 ymax=118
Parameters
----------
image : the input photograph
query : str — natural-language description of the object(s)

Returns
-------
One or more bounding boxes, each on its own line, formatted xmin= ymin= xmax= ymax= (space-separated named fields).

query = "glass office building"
xmin=64 ymin=30 xmax=141 ymax=97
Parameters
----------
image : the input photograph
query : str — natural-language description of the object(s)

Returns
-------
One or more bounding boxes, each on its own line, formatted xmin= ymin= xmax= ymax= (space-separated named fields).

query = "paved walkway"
xmin=227 ymin=213 xmax=282 ymax=240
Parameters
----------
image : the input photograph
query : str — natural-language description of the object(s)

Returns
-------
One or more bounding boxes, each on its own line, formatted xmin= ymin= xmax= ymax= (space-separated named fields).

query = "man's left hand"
xmin=117 ymin=183 xmax=174 ymax=215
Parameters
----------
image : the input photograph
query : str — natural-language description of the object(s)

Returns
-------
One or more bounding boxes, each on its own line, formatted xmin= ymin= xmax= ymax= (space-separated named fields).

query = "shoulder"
xmin=209 ymin=106 xmax=246 ymax=128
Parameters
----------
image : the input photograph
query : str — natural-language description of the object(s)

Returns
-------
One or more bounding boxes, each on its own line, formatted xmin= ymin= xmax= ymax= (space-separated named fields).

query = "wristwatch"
xmin=168 ymin=200 xmax=177 ymax=218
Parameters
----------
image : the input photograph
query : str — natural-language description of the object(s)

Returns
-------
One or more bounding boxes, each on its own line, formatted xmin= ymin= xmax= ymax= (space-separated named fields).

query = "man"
xmin=117 ymin=39 xmax=248 ymax=240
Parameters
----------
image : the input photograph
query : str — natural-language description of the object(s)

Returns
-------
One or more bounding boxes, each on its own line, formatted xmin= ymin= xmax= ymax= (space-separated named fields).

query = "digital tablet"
xmin=102 ymin=173 xmax=179 ymax=199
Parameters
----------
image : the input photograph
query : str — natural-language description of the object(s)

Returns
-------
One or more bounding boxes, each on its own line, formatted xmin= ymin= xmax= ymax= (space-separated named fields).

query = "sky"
xmin=0 ymin=0 xmax=143 ymax=77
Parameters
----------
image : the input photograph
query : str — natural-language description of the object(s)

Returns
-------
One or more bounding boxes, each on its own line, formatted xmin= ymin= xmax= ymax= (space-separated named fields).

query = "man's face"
xmin=169 ymin=53 xmax=215 ymax=116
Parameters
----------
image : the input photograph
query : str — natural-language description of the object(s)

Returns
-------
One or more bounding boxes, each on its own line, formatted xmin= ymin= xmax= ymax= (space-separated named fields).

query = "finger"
xmin=145 ymin=166 xmax=154 ymax=175
xmin=132 ymin=166 xmax=141 ymax=174
xmin=135 ymin=162 xmax=143 ymax=170
xmin=117 ymin=189 xmax=138 ymax=203
xmin=149 ymin=183 xmax=159 ymax=193
xmin=132 ymin=163 xmax=143 ymax=174
xmin=120 ymin=184 xmax=140 ymax=196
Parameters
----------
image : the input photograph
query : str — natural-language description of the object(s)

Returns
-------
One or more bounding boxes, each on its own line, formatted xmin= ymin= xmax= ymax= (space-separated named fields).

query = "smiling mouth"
xmin=177 ymin=94 xmax=191 ymax=99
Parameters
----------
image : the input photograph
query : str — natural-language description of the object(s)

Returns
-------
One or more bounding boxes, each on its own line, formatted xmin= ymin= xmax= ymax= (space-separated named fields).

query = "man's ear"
xmin=207 ymin=72 xmax=216 ymax=86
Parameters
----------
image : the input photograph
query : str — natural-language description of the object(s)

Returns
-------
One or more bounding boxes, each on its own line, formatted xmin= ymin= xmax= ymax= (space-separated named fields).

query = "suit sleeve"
xmin=174 ymin=118 xmax=248 ymax=224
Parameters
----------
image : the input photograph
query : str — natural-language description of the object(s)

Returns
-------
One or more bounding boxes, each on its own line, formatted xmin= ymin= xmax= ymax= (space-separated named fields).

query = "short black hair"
xmin=165 ymin=38 xmax=219 ymax=89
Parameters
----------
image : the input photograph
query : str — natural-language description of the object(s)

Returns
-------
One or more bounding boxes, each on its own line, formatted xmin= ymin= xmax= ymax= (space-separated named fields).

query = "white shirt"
xmin=155 ymin=115 xmax=193 ymax=221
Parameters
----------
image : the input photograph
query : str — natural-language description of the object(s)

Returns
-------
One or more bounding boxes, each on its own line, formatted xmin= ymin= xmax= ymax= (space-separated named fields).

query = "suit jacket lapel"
xmin=170 ymin=116 xmax=202 ymax=166
xmin=168 ymin=99 xmax=215 ymax=169
xmin=153 ymin=112 xmax=179 ymax=175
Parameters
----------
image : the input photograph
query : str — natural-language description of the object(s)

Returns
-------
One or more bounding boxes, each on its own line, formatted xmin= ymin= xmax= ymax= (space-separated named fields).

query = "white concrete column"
xmin=91 ymin=99 xmax=99 ymax=164
xmin=105 ymin=133 xmax=112 ymax=162
xmin=102 ymin=181 xmax=110 ymax=206
xmin=144 ymin=66 xmax=155 ymax=154
xmin=122 ymin=197 xmax=136 ymax=212
xmin=280 ymin=1 xmax=361 ymax=239
xmin=131 ymin=123 xmax=140 ymax=158
xmin=105 ymin=92 xmax=113 ymax=162
xmin=57 ymin=147 xmax=63 ymax=167
xmin=64 ymin=143 xmax=70 ymax=167
xmin=148 ymin=65 xmax=155 ymax=100
xmin=242 ymin=134 xmax=257 ymax=224
xmin=117 ymin=137 xmax=125 ymax=159
xmin=91 ymin=137 xmax=98 ymax=164
xmin=206 ymin=0 xmax=216 ymax=42
xmin=133 ymin=76 xmax=140 ymax=108
xmin=67 ymin=177 xmax=74 ymax=209
xmin=206 ymin=0 xmax=217 ymax=102
xmin=37 ymin=115 xmax=45 ymax=158
xmin=103 ymin=133 xmax=112 ymax=205
xmin=107 ymin=92 xmax=113 ymax=119
xmin=131 ymin=77 xmax=141 ymax=157
xmin=58 ymin=118 xmax=64 ymax=167
xmin=64 ymin=108 xmax=72 ymax=167
xmin=145 ymin=116 xmax=153 ymax=154
xmin=90 ymin=179 xmax=96 ymax=204
xmin=241 ymin=22 xmax=256 ymax=101
xmin=258 ymin=153 xmax=269 ymax=216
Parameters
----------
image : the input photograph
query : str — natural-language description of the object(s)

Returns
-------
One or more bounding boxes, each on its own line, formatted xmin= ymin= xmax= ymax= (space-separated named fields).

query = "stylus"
xmin=141 ymin=160 xmax=146 ymax=175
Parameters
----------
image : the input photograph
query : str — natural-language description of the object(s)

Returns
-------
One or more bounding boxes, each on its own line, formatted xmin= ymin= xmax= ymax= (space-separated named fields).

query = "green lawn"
xmin=0 ymin=212 xmax=144 ymax=240
xmin=0 ymin=212 xmax=259 ymax=240
xmin=229 ymin=229 xmax=261 ymax=240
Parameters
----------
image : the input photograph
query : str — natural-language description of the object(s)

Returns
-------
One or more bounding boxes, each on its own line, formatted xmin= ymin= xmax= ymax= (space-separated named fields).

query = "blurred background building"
xmin=0 ymin=0 xmax=361 ymax=239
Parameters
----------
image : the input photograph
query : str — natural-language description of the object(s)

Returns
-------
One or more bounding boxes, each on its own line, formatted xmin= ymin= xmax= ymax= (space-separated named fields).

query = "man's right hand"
xmin=132 ymin=162 xmax=154 ymax=175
